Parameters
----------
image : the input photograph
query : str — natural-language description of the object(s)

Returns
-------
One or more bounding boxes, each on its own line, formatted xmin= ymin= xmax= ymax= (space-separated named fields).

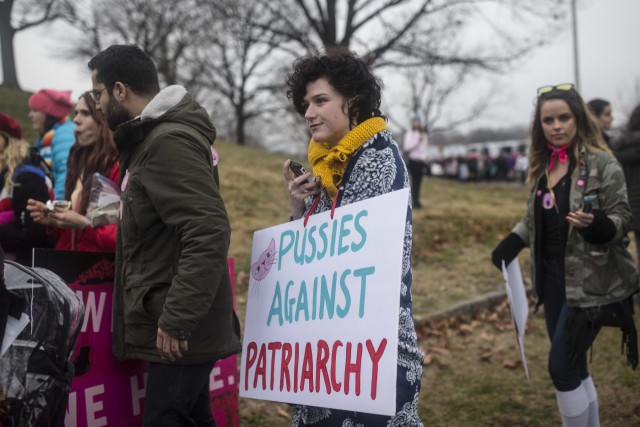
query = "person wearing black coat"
xmin=614 ymin=104 xmax=640 ymax=265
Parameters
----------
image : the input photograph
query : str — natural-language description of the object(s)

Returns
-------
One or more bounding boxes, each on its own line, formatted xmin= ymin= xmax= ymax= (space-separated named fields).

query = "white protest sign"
xmin=502 ymin=259 xmax=529 ymax=379
xmin=240 ymin=188 xmax=409 ymax=416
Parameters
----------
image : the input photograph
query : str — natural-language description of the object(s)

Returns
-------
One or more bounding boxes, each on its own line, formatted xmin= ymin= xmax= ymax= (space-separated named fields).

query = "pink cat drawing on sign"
xmin=250 ymin=238 xmax=276 ymax=298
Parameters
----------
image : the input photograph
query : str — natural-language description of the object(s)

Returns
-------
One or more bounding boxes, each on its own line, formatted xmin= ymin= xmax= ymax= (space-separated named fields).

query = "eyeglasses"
xmin=537 ymin=83 xmax=575 ymax=97
xmin=90 ymin=87 xmax=108 ymax=103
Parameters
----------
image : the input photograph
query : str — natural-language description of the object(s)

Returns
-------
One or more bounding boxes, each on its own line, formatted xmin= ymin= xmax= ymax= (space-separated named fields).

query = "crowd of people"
xmin=404 ymin=97 xmax=633 ymax=187
xmin=0 ymin=88 xmax=121 ymax=263
xmin=426 ymin=145 xmax=530 ymax=183
xmin=0 ymin=43 xmax=639 ymax=427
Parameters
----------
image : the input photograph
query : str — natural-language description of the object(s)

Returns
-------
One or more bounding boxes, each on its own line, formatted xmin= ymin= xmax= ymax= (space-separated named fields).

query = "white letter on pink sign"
xmin=78 ymin=291 xmax=107 ymax=333
xmin=131 ymin=372 xmax=147 ymax=416
xmin=86 ymin=385 xmax=107 ymax=427
xmin=210 ymin=367 xmax=224 ymax=391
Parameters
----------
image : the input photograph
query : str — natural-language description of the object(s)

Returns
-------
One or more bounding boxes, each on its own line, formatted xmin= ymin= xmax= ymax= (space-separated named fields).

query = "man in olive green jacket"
xmin=89 ymin=45 xmax=240 ymax=427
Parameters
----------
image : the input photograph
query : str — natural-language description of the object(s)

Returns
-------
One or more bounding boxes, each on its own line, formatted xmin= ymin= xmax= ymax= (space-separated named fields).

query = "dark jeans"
xmin=143 ymin=360 xmax=217 ymax=427
xmin=542 ymin=257 xmax=600 ymax=392
xmin=408 ymin=159 xmax=425 ymax=207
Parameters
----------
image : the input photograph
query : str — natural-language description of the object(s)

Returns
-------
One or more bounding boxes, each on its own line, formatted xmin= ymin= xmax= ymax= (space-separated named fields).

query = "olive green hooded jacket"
xmin=112 ymin=85 xmax=241 ymax=364
xmin=513 ymin=148 xmax=639 ymax=308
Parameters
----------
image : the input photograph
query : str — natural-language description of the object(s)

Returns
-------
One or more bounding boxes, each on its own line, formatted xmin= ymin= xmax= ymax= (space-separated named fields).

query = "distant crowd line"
xmin=424 ymin=144 xmax=529 ymax=183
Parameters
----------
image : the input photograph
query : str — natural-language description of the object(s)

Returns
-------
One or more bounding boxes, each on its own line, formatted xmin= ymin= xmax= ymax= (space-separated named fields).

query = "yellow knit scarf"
xmin=308 ymin=117 xmax=387 ymax=198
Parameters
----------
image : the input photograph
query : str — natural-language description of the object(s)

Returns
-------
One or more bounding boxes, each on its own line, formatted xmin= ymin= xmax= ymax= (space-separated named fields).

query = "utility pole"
xmin=571 ymin=0 xmax=580 ymax=89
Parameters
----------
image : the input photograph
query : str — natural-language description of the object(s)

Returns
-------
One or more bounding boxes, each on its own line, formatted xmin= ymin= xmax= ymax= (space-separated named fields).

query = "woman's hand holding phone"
xmin=566 ymin=195 xmax=596 ymax=229
xmin=283 ymin=159 xmax=321 ymax=220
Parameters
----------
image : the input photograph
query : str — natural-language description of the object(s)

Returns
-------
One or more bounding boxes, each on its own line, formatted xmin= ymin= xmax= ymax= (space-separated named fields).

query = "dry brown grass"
xmin=408 ymin=177 xmax=531 ymax=314
xmin=214 ymin=141 xmax=640 ymax=426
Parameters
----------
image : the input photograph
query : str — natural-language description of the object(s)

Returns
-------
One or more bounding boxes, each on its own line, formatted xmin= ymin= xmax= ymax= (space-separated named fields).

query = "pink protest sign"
xmin=33 ymin=250 xmax=239 ymax=427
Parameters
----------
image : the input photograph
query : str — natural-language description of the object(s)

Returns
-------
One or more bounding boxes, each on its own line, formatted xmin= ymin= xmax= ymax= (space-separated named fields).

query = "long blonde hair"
xmin=527 ymin=88 xmax=610 ymax=185
xmin=0 ymin=132 xmax=31 ymax=192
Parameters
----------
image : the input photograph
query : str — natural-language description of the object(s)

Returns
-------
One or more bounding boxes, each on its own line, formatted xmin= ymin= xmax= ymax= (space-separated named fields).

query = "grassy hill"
xmin=1 ymin=86 xmax=530 ymax=318
xmin=216 ymin=137 xmax=531 ymax=317
xmin=0 ymin=85 xmax=36 ymax=142
xmin=3 ymin=87 xmax=638 ymax=425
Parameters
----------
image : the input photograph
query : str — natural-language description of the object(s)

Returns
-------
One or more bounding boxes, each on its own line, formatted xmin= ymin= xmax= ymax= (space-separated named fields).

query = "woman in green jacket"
xmin=492 ymin=84 xmax=638 ymax=426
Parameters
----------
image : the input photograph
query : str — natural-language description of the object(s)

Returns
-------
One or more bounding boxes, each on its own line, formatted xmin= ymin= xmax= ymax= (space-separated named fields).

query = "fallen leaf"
xmin=503 ymin=359 xmax=523 ymax=369
xmin=480 ymin=332 xmax=495 ymax=341
xmin=458 ymin=324 xmax=474 ymax=334
xmin=423 ymin=353 xmax=433 ymax=365
xmin=430 ymin=346 xmax=451 ymax=356
xmin=470 ymin=320 xmax=482 ymax=328
xmin=276 ymin=405 xmax=291 ymax=419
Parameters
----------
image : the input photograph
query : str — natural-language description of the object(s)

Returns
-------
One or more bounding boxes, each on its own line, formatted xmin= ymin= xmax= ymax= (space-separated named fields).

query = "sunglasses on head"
xmin=537 ymin=83 xmax=575 ymax=97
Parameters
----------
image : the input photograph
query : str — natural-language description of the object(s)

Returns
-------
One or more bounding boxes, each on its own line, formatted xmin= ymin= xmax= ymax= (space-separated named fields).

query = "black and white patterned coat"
xmin=292 ymin=130 xmax=424 ymax=427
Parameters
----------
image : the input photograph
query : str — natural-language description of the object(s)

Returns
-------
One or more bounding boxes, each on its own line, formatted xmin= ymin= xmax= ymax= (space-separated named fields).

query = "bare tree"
xmin=61 ymin=0 xmax=288 ymax=145
xmin=0 ymin=0 xmax=73 ymax=88
xmin=63 ymin=0 xmax=207 ymax=89
xmin=246 ymin=0 xmax=568 ymax=148
xmin=253 ymin=0 xmax=567 ymax=67
xmin=192 ymin=0 xmax=290 ymax=145
xmin=400 ymin=64 xmax=495 ymax=133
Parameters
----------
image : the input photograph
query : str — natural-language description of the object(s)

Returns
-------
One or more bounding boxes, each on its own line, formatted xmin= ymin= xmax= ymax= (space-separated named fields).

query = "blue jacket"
xmin=34 ymin=119 xmax=75 ymax=199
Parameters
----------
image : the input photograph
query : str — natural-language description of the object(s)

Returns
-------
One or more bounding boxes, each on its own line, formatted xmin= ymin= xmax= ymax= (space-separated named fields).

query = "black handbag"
xmin=566 ymin=295 xmax=638 ymax=370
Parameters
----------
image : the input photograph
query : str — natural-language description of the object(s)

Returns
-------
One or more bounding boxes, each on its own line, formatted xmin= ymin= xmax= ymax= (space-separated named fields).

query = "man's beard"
xmin=105 ymin=96 xmax=133 ymax=130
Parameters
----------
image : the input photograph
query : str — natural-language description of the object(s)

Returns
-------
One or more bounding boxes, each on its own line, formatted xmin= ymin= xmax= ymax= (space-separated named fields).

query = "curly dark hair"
xmin=286 ymin=49 xmax=385 ymax=126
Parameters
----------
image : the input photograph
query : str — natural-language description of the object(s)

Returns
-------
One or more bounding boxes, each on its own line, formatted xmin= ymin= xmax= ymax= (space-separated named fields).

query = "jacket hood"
xmin=142 ymin=85 xmax=216 ymax=143
xmin=115 ymin=85 xmax=216 ymax=151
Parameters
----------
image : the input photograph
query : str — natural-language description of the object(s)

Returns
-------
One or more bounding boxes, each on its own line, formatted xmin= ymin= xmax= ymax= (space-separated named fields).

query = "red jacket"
xmin=55 ymin=163 xmax=119 ymax=252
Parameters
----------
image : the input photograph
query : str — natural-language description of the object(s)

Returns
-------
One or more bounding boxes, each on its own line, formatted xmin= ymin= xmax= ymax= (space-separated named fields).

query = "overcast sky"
xmin=8 ymin=0 xmax=640 ymax=135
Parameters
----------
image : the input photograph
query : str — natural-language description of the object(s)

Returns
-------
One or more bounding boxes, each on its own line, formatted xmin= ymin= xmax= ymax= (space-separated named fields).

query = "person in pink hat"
xmin=28 ymin=88 xmax=76 ymax=200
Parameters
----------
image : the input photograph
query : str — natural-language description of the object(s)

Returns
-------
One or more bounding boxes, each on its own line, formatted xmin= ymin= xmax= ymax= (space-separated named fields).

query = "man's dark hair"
xmin=286 ymin=48 xmax=385 ymax=125
xmin=88 ymin=45 xmax=160 ymax=97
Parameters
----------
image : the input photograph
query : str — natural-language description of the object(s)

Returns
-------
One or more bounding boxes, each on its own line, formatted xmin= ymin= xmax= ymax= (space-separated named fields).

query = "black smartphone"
xmin=289 ymin=161 xmax=307 ymax=177
xmin=582 ymin=194 xmax=596 ymax=213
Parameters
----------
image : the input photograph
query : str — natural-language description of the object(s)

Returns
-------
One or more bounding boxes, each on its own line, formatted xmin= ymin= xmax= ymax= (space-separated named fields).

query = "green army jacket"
xmin=513 ymin=147 xmax=639 ymax=308
xmin=112 ymin=86 xmax=241 ymax=364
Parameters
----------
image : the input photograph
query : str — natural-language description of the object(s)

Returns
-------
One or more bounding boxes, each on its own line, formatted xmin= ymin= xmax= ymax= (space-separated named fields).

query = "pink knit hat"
xmin=0 ymin=112 xmax=22 ymax=140
xmin=28 ymin=89 xmax=74 ymax=119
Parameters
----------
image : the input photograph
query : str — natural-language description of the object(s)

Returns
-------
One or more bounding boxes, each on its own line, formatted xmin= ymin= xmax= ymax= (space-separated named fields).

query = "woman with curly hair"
xmin=28 ymin=92 xmax=120 ymax=252
xmin=282 ymin=49 xmax=423 ymax=426
xmin=493 ymin=84 xmax=638 ymax=426
xmin=0 ymin=113 xmax=53 ymax=265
